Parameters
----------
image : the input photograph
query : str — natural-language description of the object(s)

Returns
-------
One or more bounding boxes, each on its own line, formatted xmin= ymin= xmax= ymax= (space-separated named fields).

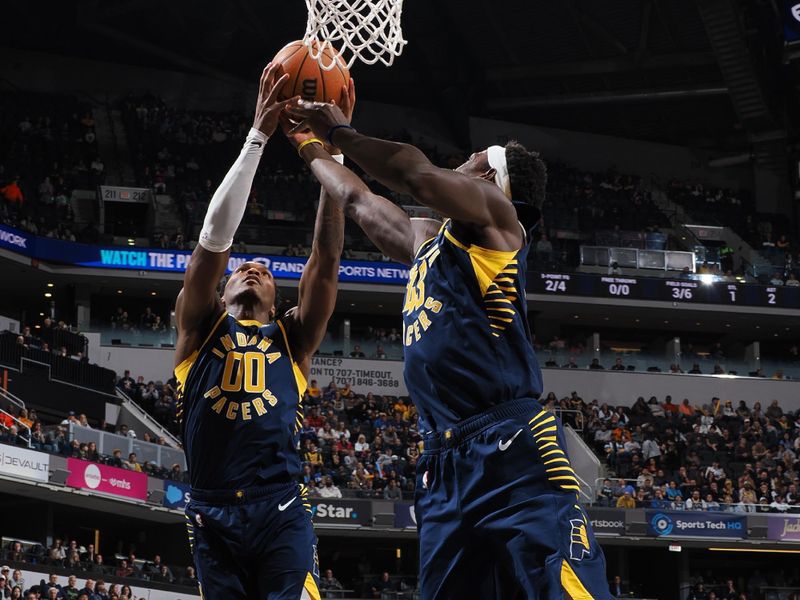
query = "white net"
xmin=303 ymin=0 xmax=407 ymax=71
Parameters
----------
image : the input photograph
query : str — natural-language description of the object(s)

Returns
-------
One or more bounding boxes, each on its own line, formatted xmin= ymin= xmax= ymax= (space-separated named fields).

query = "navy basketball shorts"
xmin=416 ymin=398 xmax=612 ymax=600
xmin=185 ymin=482 xmax=320 ymax=600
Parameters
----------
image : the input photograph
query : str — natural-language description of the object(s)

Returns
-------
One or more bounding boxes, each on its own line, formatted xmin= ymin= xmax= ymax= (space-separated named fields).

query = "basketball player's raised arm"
xmin=283 ymin=166 xmax=344 ymax=370
xmin=294 ymin=144 xmax=418 ymax=264
xmin=284 ymin=84 xmax=437 ymax=264
xmin=174 ymin=64 xmax=294 ymax=366
xmin=286 ymin=100 xmax=518 ymax=243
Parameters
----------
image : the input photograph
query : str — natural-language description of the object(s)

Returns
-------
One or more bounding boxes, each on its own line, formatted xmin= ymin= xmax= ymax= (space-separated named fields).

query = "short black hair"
xmin=505 ymin=140 xmax=547 ymax=208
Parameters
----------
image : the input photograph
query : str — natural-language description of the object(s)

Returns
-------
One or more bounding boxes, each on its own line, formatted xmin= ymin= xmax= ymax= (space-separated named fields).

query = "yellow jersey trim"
xmin=276 ymin=319 xmax=309 ymax=395
xmin=175 ymin=311 xmax=228 ymax=388
xmin=237 ymin=319 xmax=265 ymax=327
xmin=560 ymin=559 xmax=594 ymax=599
xmin=304 ymin=572 xmax=321 ymax=600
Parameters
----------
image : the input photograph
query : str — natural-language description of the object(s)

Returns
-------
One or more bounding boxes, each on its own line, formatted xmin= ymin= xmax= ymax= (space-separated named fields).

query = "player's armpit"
xmin=410 ymin=217 xmax=443 ymax=256
xmin=174 ymin=245 xmax=228 ymax=365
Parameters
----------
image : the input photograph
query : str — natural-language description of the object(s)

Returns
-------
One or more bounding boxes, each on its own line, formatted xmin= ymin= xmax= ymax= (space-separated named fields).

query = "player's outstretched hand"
xmin=280 ymin=113 xmax=316 ymax=151
xmin=253 ymin=62 xmax=297 ymax=137
xmin=327 ymin=78 xmax=356 ymax=154
xmin=286 ymin=97 xmax=350 ymax=142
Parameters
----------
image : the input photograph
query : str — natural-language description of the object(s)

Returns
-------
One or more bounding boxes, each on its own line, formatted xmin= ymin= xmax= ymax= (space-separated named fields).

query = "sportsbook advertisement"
xmin=646 ymin=511 xmax=746 ymax=539
xmin=585 ymin=508 xmax=626 ymax=536
xmin=309 ymin=498 xmax=373 ymax=525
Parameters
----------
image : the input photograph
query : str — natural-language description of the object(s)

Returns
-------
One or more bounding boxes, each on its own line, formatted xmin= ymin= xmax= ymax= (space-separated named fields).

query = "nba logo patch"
xmin=568 ymin=519 xmax=591 ymax=561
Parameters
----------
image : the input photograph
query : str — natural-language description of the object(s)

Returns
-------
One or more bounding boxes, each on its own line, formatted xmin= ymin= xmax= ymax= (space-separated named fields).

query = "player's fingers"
xmin=259 ymin=62 xmax=273 ymax=96
xmin=349 ymin=77 xmax=356 ymax=107
xmin=265 ymin=73 xmax=290 ymax=105
xmin=276 ymin=96 xmax=301 ymax=111
xmin=285 ymin=103 xmax=310 ymax=119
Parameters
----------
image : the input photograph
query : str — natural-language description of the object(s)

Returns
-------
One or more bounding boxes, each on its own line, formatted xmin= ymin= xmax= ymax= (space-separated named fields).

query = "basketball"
xmin=272 ymin=40 xmax=350 ymax=104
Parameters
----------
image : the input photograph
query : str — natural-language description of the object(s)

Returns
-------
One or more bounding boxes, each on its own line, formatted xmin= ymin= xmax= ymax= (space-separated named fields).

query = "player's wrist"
xmin=326 ymin=124 xmax=356 ymax=147
xmin=298 ymin=137 xmax=325 ymax=158
xmin=247 ymin=127 xmax=269 ymax=146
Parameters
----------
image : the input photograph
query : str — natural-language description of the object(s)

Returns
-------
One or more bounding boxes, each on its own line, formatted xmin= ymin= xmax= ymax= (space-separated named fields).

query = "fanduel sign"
xmin=0 ymin=223 xmax=409 ymax=285
xmin=0 ymin=444 xmax=49 ymax=482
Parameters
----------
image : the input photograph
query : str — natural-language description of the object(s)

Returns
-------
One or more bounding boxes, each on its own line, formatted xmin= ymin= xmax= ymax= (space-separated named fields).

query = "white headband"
xmin=487 ymin=145 xmax=511 ymax=199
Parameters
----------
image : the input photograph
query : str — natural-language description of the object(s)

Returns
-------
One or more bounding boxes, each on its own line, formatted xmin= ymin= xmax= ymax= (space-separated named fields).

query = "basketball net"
xmin=303 ymin=0 xmax=407 ymax=70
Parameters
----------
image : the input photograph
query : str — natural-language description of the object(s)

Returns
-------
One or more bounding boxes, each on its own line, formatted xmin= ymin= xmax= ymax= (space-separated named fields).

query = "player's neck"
xmin=227 ymin=302 xmax=272 ymax=325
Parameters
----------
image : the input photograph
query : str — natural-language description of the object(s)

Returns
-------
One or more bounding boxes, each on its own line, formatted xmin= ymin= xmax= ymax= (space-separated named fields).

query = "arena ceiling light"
xmin=44 ymin=292 xmax=52 ymax=298
xmin=46 ymin=283 xmax=54 ymax=287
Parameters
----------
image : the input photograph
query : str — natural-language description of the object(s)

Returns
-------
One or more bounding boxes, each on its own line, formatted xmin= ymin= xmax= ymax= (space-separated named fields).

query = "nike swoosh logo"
xmin=278 ymin=496 xmax=297 ymax=511
xmin=498 ymin=428 xmax=523 ymax=451
xmin=252 ymin=141 xmax=263 ymax=148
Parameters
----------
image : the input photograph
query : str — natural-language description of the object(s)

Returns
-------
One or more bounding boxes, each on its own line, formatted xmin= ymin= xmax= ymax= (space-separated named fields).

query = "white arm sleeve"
xmin=198 ymin=127 xmax=268 ymax=253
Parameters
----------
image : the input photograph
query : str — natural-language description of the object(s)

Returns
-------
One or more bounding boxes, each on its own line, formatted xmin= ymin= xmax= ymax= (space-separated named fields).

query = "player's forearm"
xmin=332 ymin=128 xmax=432 ymax=196
xmin=310 ymin=186 xmax=345 ymax=264
xmin=300 ymin=144 xmax=415 ymax=265
xmin=198 ymin=128 xmax=266 ymax=252
xmin=302 ymin=144 xmax=372 ymax=220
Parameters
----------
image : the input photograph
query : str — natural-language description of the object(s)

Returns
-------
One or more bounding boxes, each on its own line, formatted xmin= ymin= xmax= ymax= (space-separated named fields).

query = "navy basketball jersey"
xmin=402 ymin=220 xmax=543 ymax=432
xmin=175 ymin=313 xmax=307 ymax=490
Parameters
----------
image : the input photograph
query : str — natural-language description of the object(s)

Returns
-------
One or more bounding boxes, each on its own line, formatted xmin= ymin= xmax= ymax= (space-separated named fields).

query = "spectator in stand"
xmin=152 ymin=565 xmax=173 ymax=584
xmin=616 ymin=486 xmax=636 ymax=508
xmin=115 ymin=560 xmax=133 ymax=579
xmin=383 ymin=479 xmax=402 ymax=500
xmin=318 ymin=476 xmax=342 ymax=498
xmin=370 ymin=572 xmax=394 ymax=599
xmin=123 ymin=453 xmax=142 ymax=472
xmin=558 ymin=357 xmax=576 ymax=369
xmin=108 ymin=449 xmax=124 ymax=468
xmin=1 ymin=178 xmax=24 ymax=209
xmin=610 ymin=358 xmax=625 ymax=371
xmin=61 ymin=575 xmax=80 ymax=600
xmin=770 ymin=272 xmax=784 ymax=286
xmin=609 ymin=575 xmax=626 ymax=597
xmin=319 ymin=569 xmax=344 ymax=596
xmin=349 ymin=345 xmax=366 ymax=358
xmin=535 ymin=233 xmax=553 ymax=264
xmin=7 ymin=571 xmax=22 ymax=594
xmin=589 ymin=358 xmax=605 ymax=370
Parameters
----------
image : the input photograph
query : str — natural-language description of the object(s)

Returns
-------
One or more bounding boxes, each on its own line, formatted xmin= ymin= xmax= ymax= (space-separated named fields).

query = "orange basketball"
xmin=272 ymin=40 xmax=350 ymax=104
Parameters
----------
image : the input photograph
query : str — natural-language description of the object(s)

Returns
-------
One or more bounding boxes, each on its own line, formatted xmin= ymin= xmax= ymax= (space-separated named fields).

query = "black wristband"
xmin=327 ymin=124 xmax=355 ymax=147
